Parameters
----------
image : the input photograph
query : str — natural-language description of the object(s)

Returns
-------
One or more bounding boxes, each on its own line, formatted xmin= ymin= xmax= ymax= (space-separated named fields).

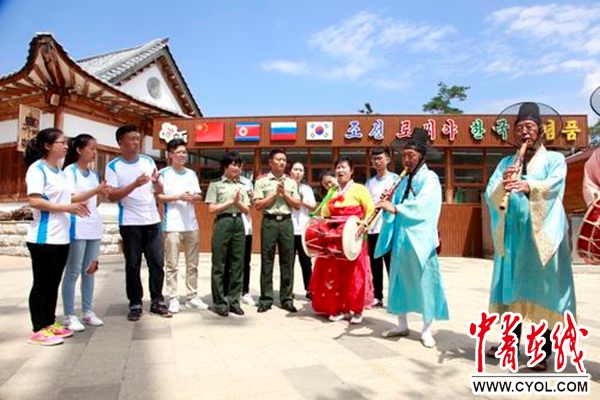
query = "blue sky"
xmin=1 ymin=0 xmax=599 ymax=122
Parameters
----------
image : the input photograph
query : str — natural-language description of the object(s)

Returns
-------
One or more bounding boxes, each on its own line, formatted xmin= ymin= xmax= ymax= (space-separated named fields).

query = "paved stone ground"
xmin=0 ymin=254 xmax=598 ymax=400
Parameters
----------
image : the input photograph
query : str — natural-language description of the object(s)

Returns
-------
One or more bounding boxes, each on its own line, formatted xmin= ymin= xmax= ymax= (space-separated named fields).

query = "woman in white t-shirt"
xmin=24 ymin=128 xmax=90 ymax=346
xmin=61 ymin=134 xmax=110 ymax=332
xmin=290 ymin=162 xmax=316 ymax=299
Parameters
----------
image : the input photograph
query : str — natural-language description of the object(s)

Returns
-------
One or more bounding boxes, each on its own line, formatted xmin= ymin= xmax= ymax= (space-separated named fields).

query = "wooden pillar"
xmin=445 ymin=148 xmax=454 ymax=204
xmin=54 ymin=107 xmax=64 ymax=130
xmin=252 ymin=148 xmax=260 ymax=180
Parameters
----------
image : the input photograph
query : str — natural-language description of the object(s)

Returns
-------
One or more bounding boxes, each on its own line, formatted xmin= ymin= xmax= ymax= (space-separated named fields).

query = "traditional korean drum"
xmin=577 ymin=199 xmax=600 ymax=265
xmin=301 ymin=216 xmax=363 ymax=261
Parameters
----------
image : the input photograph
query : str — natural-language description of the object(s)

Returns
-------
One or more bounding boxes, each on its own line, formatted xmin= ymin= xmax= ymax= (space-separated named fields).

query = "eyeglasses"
xmin=53 ymin=140 xmax=67 ymax=145
xmin=515 ymin=123 xmax=538 ymax=133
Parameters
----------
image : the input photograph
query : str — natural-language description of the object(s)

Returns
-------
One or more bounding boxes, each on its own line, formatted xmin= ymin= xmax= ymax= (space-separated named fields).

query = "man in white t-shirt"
xmin=105 ymin=124 xmax=171 ymax=321
xmin=157 ymin=139 xmax=208 ymax=314
xmin=366 ymin=148 xmax=398 ymax=307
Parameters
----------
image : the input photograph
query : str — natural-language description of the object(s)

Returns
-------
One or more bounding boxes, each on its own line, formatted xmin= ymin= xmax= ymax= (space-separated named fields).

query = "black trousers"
xmin=294 ymin=235 xmax=312 ymax=292
xmin=119 ymin=223 xmax=165 ymax=309
xmin=224 ymin=234 xmax=252 ymax=295
xmin=514 ymin=322 xmax=552 ymax=360
xmin=368 ymin=234 xmax=391 ymax=301
xmin=27 ymin=243 xmax=70 ymax=332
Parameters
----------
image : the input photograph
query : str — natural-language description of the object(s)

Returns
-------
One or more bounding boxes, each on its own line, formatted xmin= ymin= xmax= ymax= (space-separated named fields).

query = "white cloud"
xmin=260 ymin=60 xmax=309 ymax=75
xmin=261 ymin=11 xmax=456 ymax=90
xmin=308 ymin=11 xmax=378 ymax=58
xmin=582 ymin=67 xmax=600 ymax=97
xmin=366 ymin=77 xmax=407 ymax=91
xmin=489 ymin=4 xmax=600 ymax=55
xmin=474 ymin=3 xmax=600 ymax=105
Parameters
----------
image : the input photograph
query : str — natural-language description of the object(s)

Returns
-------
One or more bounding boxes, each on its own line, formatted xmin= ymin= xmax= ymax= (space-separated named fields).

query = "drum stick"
xmin=311 ymin=186 xmax=337 ymax=217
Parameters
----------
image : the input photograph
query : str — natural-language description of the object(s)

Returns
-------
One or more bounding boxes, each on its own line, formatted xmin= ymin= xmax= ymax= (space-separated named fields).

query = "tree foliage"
xmin=422 ymin=82 xmax=470 ymax=114
xmin=358 ymin=102 xmax=374 ymax=115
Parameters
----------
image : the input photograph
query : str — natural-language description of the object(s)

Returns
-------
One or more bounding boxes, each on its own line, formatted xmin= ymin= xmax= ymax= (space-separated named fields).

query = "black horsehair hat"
xmin=515 ymin=102 xmax=541 ymax=127
xmin=404 ymin=127 xmax=429 ymax=156
xmin=390 ymin=126 xmax=441 ymax=161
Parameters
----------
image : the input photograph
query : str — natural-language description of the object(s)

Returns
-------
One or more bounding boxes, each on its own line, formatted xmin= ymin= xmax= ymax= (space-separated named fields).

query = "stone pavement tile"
xmin=0 ymin=357 xmax=27 ymax=386
xmin=118 ymin=364 xmax=177 ymax=400
xmin=17 ymin=341 xmax=86 ymax=369
xmin=104 ymin=303 xmax=130 ymax=317
xmin=1 ymin=255 xmax=600 ymax=400
xmin=283 ymin=365 xmax=370 ymax=399
xmin=57 ymin=383 xmax=121 ymax=400
xmin=0 ymin=370 xmax=66 ymax=400
xmin=128 ymin=338 xmax=175 ymax=366
xmin=336 ymin=334 xmax=396 ymax=360
xmin=132 ymin=321 xmax=172 ymax=341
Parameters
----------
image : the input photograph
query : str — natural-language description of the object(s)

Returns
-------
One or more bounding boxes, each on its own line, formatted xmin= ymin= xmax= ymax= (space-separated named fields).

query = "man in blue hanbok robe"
xmin=485 ymin=102 xmax=576 ymax=371
xmin=375 ymin=128 xmax=449 ymax=348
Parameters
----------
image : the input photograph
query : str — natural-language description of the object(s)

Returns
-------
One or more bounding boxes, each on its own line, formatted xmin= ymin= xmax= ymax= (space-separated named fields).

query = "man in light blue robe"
xmin=485 ymin=102 xmax=576 ymax=371
xmin=375 ymin=128 xmax=449 ymax=348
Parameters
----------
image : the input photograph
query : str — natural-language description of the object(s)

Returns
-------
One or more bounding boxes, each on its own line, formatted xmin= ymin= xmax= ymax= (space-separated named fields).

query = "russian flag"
xmin=235 ymin=122 xmax=260 ymax=142
xmin=271 ymin=122 xmax=297 ymax=141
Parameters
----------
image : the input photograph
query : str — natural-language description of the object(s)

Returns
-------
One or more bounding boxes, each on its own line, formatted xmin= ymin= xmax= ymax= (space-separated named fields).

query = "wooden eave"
xmin=108 ymin=48 xmax=202 ymax=118
xmin=0 ymin=34 xmax=189 ymax=120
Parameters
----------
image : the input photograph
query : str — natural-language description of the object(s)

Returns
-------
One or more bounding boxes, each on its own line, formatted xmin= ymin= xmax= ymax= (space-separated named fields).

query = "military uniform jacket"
xmin=253 ymin=172 xmax=299 ymax=215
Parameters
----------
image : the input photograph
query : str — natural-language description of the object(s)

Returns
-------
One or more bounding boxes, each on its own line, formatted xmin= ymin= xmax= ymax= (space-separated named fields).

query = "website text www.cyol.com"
xmin=470 ymin=374 xmax=590 ymax=395
xmin=468 ymin=310 xmax=591 ymax=396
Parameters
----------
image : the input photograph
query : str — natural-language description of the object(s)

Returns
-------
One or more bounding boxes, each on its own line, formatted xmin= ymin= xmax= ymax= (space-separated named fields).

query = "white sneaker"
xmin=328 ymin=313 xmax=345 ymax=322
xmin=241 ymin=293 xmax=256 ymax=306
xmin=421 ymin=332 xmax=437 ymax=348
xmin=350 ymin=314 xmax=363 ymax=324
xmin=168 ymin=298 xmax=180 ymax=314
xmin=63 ymin=315 xmax=85 ymax=332
xmin=82 ymin=311 xmax=104 ymax=327
xmin=185 ymin=297 xmax=209 ymax=310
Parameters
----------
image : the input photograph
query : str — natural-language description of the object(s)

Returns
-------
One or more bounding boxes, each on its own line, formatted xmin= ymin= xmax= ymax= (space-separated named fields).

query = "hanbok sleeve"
xmin=394 ymin=171 xmax=442 ymax=267
xmin=485 ymin=156 xmax=512 ymax=256
xmin=526 ymin=152 xmax=568 ymax=266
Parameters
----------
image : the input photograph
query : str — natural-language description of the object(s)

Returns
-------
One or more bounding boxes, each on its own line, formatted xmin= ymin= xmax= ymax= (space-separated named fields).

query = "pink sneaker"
xmin=27 ymin=329 xmax=64 ymax=346
xmin=47 ymin=322 xmax=74 ymax=338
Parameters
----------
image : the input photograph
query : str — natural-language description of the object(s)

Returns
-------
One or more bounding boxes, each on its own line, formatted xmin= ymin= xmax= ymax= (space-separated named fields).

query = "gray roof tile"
xmin=78 ymin=38 xmax=168 ymax=83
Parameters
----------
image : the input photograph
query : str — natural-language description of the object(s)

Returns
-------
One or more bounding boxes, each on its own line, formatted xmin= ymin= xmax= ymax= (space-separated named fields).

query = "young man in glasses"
xmin=157 ymin=138 xmax=207 ymax=314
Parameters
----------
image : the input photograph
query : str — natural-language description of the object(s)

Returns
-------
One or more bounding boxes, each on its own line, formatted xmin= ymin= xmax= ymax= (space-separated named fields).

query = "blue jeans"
xmin=62 ymin=239 xmax=101 ymax=316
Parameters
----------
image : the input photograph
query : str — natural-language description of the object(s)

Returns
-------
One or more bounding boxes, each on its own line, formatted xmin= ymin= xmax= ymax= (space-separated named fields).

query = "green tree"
xmin=422 ymin=82 xmax=470 ymax=114
xmin=358 ymin=102 xmax=374 ymax=115
xmin=590 ymin=119 xmax=600 ymax=147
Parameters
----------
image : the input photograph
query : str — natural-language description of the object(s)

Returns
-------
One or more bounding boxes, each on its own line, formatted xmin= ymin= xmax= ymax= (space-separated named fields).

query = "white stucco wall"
xmin=0 ymin=113 xmax=55 ymax=144
xmin=41 ymin=113 xmax=55 ymax=130
xmin=63 ymin=114 xmax=119 ymax=149
xmin=144 ymin=134 xmax=160 ymax=157
xmin=119 ymin=65 xmax=185 ymax=115
xmin=0 ymin=120 xmax=17 ymax=144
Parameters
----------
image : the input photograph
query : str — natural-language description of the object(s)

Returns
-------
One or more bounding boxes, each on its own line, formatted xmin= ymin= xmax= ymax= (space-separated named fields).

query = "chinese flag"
xmin=195 ymin=122 xmax=224 ymax=143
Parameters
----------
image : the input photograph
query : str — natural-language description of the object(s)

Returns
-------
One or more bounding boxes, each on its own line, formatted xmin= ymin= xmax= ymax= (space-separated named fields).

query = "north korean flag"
xmin=235 ymin=122 xmax=260 ymax=142
xmin=195 ymin=122 xmax=224 ymax=143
